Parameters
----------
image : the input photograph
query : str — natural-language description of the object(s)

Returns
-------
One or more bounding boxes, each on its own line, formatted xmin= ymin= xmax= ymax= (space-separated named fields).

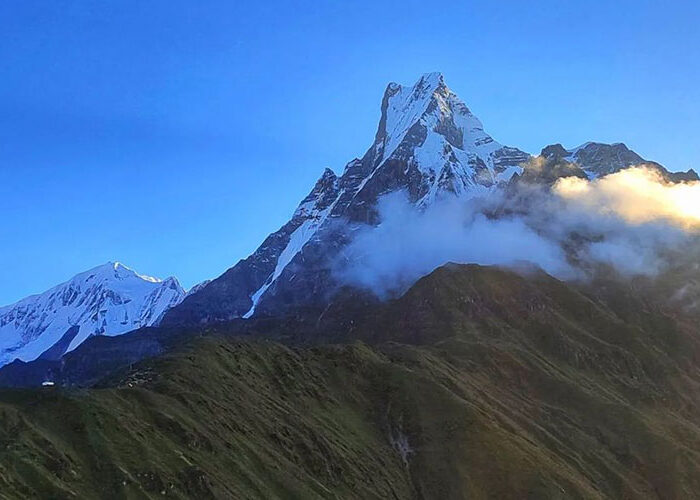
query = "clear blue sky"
xmin=1 ymin=0 xmax=699 ymax=305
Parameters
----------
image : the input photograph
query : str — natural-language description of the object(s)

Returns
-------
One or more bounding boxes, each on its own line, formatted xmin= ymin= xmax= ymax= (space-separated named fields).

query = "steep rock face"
xmin=566 ymin=142 xmax=643 ymax=177
xmin=0 ymin=262 xmax=185 ymax=366
xmin=163 ymin=73 xmax=531 ymax=324
xmin=541 ymin=142 xmax=644 ymax=177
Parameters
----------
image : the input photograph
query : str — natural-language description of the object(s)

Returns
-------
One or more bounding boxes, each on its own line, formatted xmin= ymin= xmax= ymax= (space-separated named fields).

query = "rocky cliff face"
xmin=541 ymin=142 xmax=699 ymax=182
xmin=541 ymin=142 xmax=644 ymax=177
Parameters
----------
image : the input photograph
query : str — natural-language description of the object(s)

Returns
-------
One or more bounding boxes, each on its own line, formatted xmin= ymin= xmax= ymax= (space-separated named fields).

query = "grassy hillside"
xmin=1 ymin=264 xmax=700 ymax=499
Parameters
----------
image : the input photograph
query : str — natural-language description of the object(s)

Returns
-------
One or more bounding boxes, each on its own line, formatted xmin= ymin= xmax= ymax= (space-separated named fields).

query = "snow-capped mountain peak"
xmin=108 ymin=261 xmax=161 ymax=282
xmin=354 ymin=72 xmax=532 ymax=207
xmin=374 ymin=72 xmax=493 ymax=163
xmin=164 ymin=73 xmax=531 ymax=323
xmin=375 ymin=72 xmax=449 ymax=161
xmin=0 ymin=262 xmax=186 ymax=366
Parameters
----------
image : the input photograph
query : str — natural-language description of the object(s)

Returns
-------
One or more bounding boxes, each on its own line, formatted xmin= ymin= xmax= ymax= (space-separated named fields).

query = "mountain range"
xmin=160 ymin=72 xmax=697 ymax=326
xmin=2 ymin=73 xmax=700 ymax=498
xmin=2 ymin=72 xmax=697 ymax=371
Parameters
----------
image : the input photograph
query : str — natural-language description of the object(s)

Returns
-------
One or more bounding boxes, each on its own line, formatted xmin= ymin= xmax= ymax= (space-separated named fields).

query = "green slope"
xmin=2 ymin=264 xmax=700 ymax=499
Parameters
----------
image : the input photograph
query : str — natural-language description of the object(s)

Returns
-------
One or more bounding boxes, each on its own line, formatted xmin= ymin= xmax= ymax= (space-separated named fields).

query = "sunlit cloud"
xmin=554 ymin=167 xmax=700 ymax=231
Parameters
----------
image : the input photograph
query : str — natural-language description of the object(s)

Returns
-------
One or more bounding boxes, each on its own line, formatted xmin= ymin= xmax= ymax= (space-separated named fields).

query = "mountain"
xmin=0 ymin=262 xmax=185 ymax=367
xmin=163 ymin=72 xmax=531 ymax=325
xmin=4 ymin=73 xmax=695 ymax=376
xmin=166 ymin=73 xmax=696 ymax=327
xmin=2 ymin=72 xmax=700 ymax=497
xmin=541 ymin=142 xmax=699 ymax=182
xmin=541 ymin=142 xmax=644 ymax=177
xmin=2 ymin=264 xmax=700 ymax=498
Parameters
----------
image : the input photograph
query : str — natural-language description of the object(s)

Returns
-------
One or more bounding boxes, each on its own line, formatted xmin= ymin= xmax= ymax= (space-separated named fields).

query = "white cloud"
xmin=554 ymin=167 xmax=700 ymax=231
xmin=334 ymin=165 xmax=700 ymax=298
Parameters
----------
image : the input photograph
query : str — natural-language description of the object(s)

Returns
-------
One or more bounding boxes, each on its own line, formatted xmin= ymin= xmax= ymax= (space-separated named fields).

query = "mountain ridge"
xmin=2 ymin=262 xmax=700 ymax=497
xmin=541 ymin=142 xmax=699 ymax=182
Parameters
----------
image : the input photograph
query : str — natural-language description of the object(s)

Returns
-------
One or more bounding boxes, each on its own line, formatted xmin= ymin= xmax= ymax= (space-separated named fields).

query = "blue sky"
xmin=1 ymin=0 xmax=699 ymax=305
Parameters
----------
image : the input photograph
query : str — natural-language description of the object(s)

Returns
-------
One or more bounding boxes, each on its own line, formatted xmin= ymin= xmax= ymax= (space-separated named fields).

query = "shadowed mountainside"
xmin=1 ymin=264 xmax=700 ymax=498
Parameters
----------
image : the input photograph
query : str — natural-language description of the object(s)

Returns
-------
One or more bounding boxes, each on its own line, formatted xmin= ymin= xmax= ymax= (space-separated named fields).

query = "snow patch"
xmin=243 ymin=192 xmax=343 ymax=318
xmin=496 ymin=165 xmax=524 ymax=183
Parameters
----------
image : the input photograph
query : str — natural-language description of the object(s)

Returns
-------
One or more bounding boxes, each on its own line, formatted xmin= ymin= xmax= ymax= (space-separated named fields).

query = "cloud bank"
xmin=336 ymin=192 xmax=572 ymax=297
xmin=335 ymin=165 xmax=700 ymax=298
xmin=554 ymin=167 xmax=700 ymax=230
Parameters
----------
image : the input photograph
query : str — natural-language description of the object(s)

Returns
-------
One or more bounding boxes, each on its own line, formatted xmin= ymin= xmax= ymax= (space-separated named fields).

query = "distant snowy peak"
xmin=75 ymin=261 xmax=161 ymax=285
xmin=351 ymin=72 xmax=531 ymax=206
xmin=0 ymin=262 xmax=186 ymax=366
xmin=239 ymin=73 xmax=529 ymax=318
